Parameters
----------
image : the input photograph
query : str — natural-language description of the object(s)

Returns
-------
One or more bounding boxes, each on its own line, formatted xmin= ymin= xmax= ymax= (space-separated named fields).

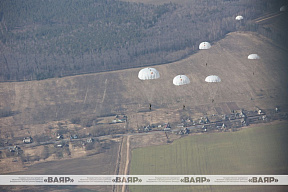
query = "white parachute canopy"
xmin=280 ymin=6 xmax=287 ymax=11
xmin=173 ymin=75 xmax=190 ymax=86
xmin=248 ymin=54 xmax=260 ymax=60
xmin=235 ymin=15 xmax=244 ymax=20
xmin=205 ymin=75 xmax=221 ymax=83
xmin=138 ymin=67 xmax=160 ymax=80
xmin=199 ymin=42 xmax=211 ymax=50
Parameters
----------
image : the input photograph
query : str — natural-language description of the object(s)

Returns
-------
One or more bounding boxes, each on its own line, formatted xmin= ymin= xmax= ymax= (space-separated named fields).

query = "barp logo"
xmin=249 ymin=177 xmax=278 ymax=183
xmin=181 ymin=177 xmax=210 ymax=183
xmin=44 ymin=177 xmax=74 ymax=183
xmin=112 ymin=177 xmax=142 ymax=183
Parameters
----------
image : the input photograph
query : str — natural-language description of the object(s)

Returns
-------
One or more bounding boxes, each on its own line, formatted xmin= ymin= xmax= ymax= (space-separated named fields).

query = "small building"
xmin=275 ymin=107 xmax=279 ymax=113
xmin=144 ymin=127 xmax=150 ymax=132
xmin=112 ymin=115 xmax=127 ymax=123
xmin=112 ymin=118 xmax=126 ymax=123
xmin=199 ymin=119 xmax=205 ymax=124
xmin=56 ymin=135 xmax=64 ymax=139
xmin=56 ymin=144 xmax=63 ymax=148
xmin=240 ymin=110 xmax=247 ymax=118
xmin=139 ymin=125 xmax=151 ymax=132
xmin=185 ymin=118 xmax=191 ymax=123
xmin=23 ymin=137 xmax=33 ymax=144
xmin=204 ymin=117 xmax=210 ymax=123
xmin=163 ymin=123 xmax=171 ymax=131
xmin=70 ymin=134 xmax=78 ymax=139
xmin=163 ymin=123 xmax=171 ymax=129
xmin=216 ymin=123 xmax=223 ymax=129
xmin=87 ymin=138 xmax=94 ymax=143
xmin=241 ymin=119 xmax=248 ymax=126
xmin=9 ymin=146 xmax=21 ymax=154
xmin=201 ymin=124 xmax=210 ymax=131
xmin=12 ymin=158 xmax=18 ymax=162
xmin=183 ymin=128 xmax=189 ymax=134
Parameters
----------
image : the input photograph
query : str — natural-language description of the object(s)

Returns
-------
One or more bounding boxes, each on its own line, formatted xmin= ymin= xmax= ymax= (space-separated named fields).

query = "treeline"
xmin=0 ymin=0 xmax=280 ymax=81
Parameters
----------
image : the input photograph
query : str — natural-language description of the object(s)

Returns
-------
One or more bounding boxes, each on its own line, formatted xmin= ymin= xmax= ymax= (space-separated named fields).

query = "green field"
xmin=129 ymin=122 xmax=288 ymax=192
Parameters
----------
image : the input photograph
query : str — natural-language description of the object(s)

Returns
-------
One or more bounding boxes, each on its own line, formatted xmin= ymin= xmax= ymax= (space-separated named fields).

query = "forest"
xmin=0 ymin=0 xmax=285 ymax=81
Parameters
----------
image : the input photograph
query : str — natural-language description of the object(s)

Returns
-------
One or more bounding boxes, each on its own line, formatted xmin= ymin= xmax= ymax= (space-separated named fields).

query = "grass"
xmin=129 ymin=122 xmax=288 ymax=192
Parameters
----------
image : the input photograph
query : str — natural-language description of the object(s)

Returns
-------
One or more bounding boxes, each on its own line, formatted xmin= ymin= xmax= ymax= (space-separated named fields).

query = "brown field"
xmin=0 ymin=140 xmax=120 ymax=192
xmin=0 ymin=31 xmax=287 ymax=128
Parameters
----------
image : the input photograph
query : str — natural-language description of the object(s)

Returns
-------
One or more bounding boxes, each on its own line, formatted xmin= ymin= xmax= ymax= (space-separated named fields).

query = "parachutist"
xmin=206 ymin=63 xmax=207 ymax=66
xmin=138 ymin=68 xmax=159 ymax=112
xmin=212 ymin=99 xmax=214 ymax=103
xmin=173 ymin=75 xmax=190 ymax=110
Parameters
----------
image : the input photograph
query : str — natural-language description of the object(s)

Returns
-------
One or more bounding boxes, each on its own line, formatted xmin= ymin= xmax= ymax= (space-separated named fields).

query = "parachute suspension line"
xmin=205 ymin=75 xmax=221 ymax=104
xmin=199 ymin=42 xmax=211 ymax=67
xmin=248 ymin=54 xmax=260 ymax=76
xmin=212 ymin=85 xmax=220 ymax=103
xmin=173 ymin=75 xmax=190 ymax=110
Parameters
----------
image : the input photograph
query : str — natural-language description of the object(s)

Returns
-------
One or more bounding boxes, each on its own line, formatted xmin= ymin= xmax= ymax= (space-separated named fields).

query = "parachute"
xmin=235 ymin=15 xmax=244 ymax=20
xmin=199 ymin=42 xmax=211 ymax=50
xmin=205 ymin=75 xmax=221 ymax=103
xmin=248 ymin=54 xmax=260 ymax=75
xmin=138 ymin=67 xmax=160 ymax=110
xmin=280 ymin=6 xmax=287 ymax=11
xmin=173 ymin=75 xmax=190 ymax=86
xmin=205 ymin=75 xmax=221 ymax=83
xmin=199 ymin=42 xmax=211 ymax=67
xmin=173 ymin=75 xmax=191 ymax=109
xmin=138 ymin=68 xmax=160 ymax=80
xmin=248 ymin=54 xmax=260 ymax=60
